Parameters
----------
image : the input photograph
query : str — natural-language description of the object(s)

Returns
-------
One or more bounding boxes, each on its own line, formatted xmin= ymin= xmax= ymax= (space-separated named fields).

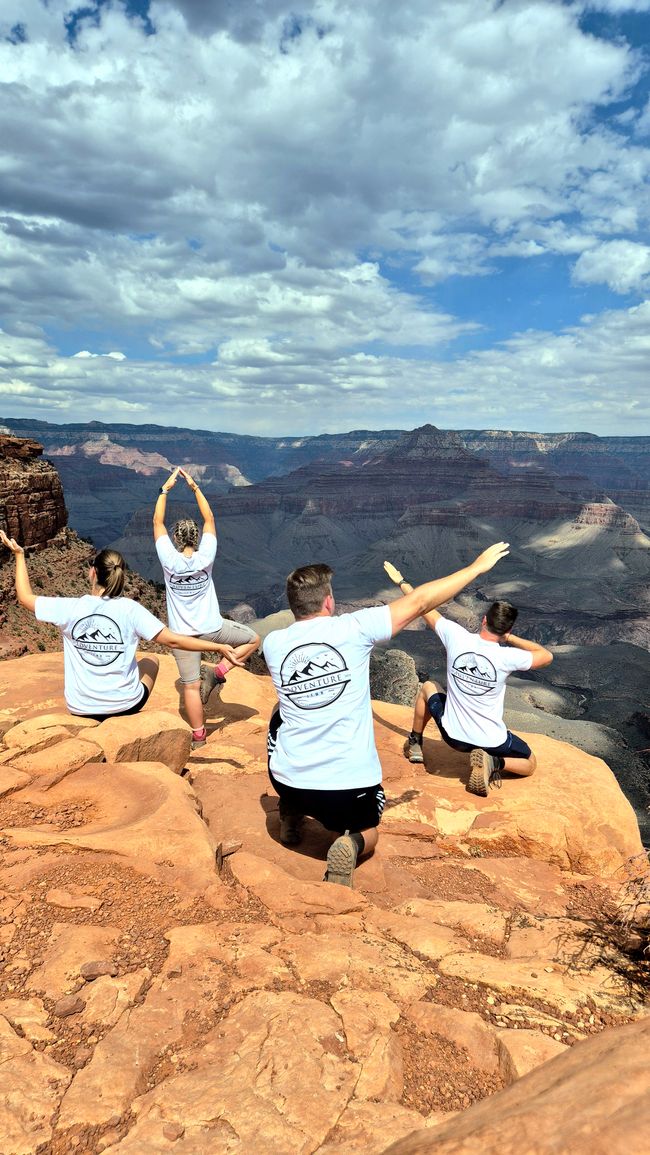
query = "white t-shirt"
xmin=263 ymin=605 xmax=392 ymax=790
xmin=35 ymin=594 xmax=165 ymax=716
xmin=155 ymin=532 xmax=222 ymax=635
xmin=435 ymin=618 xmax=533 ymax=748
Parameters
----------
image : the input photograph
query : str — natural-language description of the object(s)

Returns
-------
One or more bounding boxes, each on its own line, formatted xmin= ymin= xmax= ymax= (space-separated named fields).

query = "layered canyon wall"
xmin=0 ymin=436 xmax=67 ymax=547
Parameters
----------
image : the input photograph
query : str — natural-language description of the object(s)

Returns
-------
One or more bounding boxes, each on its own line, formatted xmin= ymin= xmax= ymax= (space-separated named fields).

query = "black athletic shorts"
xmin=267 ymin=707 xmax=385 ymax=834
xmin=79 ymin=684 xmax=151 ymax=725
xmin=427 ymin=692 xmax=531 ymax=759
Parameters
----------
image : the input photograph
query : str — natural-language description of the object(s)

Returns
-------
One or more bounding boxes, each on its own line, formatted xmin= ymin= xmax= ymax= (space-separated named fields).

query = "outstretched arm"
xmin=503 ymin=632 xmax=553 ymax=669
xmin=179 ymin=468 xmax=216 ymax=536
xmin=153 ymin=467 xmax=181 ymax=541
xmin=384 ymin=561 xmax=442 ymax=630
xmin=385 ymin=543 xmax=510 ymax=637
xmin=0 ymin=531 xmax=37 ymax=613
xmin=152 ymin=627 xmax=246 ymax=666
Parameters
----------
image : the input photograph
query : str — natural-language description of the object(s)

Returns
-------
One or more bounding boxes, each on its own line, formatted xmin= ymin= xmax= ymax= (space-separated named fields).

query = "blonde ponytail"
xmin=93 ymin=549 xmax=126 ymax=598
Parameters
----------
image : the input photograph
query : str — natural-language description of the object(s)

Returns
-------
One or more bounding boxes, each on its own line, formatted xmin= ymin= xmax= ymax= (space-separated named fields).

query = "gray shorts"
xmin=172 ymin=620 xmax=258 ymax=683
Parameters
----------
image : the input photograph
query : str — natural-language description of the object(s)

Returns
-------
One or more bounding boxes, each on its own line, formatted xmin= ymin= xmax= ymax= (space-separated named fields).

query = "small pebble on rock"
xmin=53 ymin=995 xmax=86 ymax=1018
xmin=73 ymin=1045 xmax=93 ymax=1069
xmin=80 ymin=959 xmax=118 ymax=981
xmin=163 ymin=1122 xmax=185 ymax=1141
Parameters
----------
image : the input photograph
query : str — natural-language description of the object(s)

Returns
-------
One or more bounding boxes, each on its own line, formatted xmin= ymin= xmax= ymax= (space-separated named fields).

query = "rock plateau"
xmin=0 ymin=653 xmax=647 ymax=1155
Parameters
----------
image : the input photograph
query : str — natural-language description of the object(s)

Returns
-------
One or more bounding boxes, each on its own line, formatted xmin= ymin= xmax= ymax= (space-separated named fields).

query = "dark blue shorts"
xmin=427 ymin=692 xmax=531 ymax=759
xmin=267 ymin=708 xmax=385 ymax=833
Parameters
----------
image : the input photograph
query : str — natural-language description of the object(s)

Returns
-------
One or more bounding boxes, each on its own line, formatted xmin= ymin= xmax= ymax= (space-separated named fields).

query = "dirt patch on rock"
xmin=394 ymin=860 xmax=506 ymax=907
xmin=395 ymin=1018 xmax=504 ymax=1114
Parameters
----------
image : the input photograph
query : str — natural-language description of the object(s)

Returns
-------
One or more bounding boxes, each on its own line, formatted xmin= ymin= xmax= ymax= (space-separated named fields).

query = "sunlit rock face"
xmin=0 ymin=657 xmax=647 ymax=1155
xmin=0 ymin=436 xmax=67 ymax=548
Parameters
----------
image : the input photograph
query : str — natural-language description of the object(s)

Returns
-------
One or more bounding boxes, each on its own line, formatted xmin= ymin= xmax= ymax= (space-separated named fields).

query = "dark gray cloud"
xmin=157 ymin=0 xmax=298 ymax=39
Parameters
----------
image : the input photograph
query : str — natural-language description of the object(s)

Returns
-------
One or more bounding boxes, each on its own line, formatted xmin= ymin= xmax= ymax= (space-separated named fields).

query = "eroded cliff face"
xmin=0 ymin=436 xmax=67 ymax=547
xmin=0 ymin=438 xmax=165 ymax=659
xmin=458 ymin=430 xmax=650 ymax=532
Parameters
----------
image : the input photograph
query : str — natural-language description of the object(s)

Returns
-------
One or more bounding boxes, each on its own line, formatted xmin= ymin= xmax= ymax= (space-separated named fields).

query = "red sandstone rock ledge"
xmin=0 ymin=654 xmax=647 ymax=1155
xmin=0 ymin=436 xmax=67 ymax=548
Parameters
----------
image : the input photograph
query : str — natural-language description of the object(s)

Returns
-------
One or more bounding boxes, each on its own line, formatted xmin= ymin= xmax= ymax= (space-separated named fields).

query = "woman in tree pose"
xmin=153 ymin=467 xmax=260 ymax=748
xmin=0 ymin=530 xmax=244 ymax=725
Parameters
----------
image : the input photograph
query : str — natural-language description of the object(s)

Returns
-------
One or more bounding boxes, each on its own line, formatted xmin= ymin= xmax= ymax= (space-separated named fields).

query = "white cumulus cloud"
xmin=0 ymin=0 xmax=648 ymax=433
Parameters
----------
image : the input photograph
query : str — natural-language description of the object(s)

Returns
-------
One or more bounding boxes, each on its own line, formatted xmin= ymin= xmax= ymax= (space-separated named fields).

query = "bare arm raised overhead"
xmin=179 ymin=468 xmax=216 ymax=537
xmin=383 ymin=561 xmax=443 ymax=630
xmin=153 ymin=466 xmax=181 ymax=541
xmin=385 ymin=556 xmax=552 ymax=668
xmin=384 ymin=543 xmax=510 ymax=637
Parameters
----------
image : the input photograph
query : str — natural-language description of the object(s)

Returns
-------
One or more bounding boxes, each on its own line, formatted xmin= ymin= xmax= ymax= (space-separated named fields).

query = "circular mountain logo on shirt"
xmin=450 ymin=651 xmax=497 ymax=697
xmin=280 ymin=643 xmax=350 ymax=710
xmin=169 ymin=571 xmax=209 ymax=596
xmin=71 ymin=614 xmax=125 ymax=667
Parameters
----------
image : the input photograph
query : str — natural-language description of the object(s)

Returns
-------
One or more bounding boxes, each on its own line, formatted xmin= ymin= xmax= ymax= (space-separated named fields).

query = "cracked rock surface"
xmin=0 ymin=656 xmax=647 ymax=1154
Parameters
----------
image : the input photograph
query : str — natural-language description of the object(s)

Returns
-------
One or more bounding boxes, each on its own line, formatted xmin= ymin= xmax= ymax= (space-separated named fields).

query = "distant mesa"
xmin=47 ymin=435 xmax=172 ymax=477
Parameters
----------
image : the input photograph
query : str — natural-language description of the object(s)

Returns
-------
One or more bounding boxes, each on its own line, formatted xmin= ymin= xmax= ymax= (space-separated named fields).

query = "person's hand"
xmin=179 ymin=467 xmax=199 ymax=493
xmin=384 ymin=561 xmax=404 ymax=586
xmin=0 ymin=529 xmax=24 ymax=556
xmin=216 ymin=644 xmax=246 ymax=667
xmin=161 ymin=467 xmax=180 ymax=494
xmin=472 ymin=541 xmax=510 ymax=574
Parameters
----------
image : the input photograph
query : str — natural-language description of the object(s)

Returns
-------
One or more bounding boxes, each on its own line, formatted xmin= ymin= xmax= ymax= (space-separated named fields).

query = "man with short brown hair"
xmin=262 ymin=542 xmax=510 ymax=886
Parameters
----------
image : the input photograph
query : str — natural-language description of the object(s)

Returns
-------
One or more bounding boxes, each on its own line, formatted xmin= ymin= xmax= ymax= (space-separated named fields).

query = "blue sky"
xmin=1 ymin=0 xmax=649 ymax=436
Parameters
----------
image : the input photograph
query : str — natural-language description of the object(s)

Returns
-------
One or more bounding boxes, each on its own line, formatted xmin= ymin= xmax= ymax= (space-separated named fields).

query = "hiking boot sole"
xmin=199 ymin=665 xmax=225 ymax=706
xmin=325 ymin=834 xmax=358 ymax=887
xmin=468 ymin=748 xmax=492 ymax=797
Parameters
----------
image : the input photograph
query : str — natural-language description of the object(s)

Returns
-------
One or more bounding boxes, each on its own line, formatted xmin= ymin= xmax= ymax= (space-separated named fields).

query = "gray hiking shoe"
xmin=403 ymin=736 xmax=424 ymax=764
xmin=467 ymin=749 xmax=500 ymax=796
xmin=324 ymin=831 xmax=358 ymax=887
xmin=279 ymin=813 xmax=304 ymax=846
xmin=199 ymin=664 xmax=224 ymax=705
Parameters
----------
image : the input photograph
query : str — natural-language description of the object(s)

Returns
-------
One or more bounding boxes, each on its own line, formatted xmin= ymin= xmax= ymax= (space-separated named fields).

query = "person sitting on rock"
xmin=153 ymin=467 xmax=260 ymax=749
xmin=0 ymin=531 xmax=245 ymax=724
xmin=263 ymin=542 xmax=510 ymax=887
xmin=384 ymin=561 xmax=553 ymax=795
